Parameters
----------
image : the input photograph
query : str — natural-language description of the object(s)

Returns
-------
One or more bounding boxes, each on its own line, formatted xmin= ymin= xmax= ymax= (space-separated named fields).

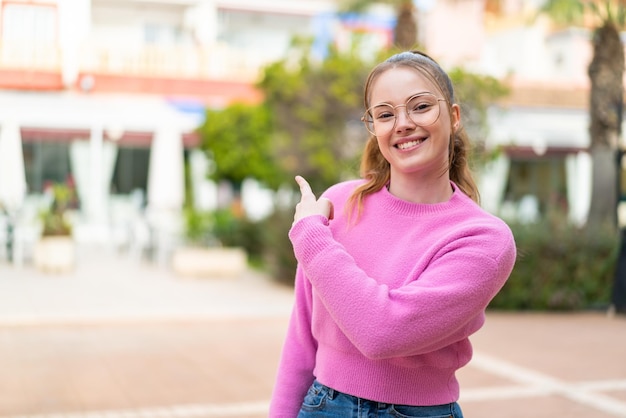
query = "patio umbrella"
xmin=0 ymin=120 xmax=26 ymax=213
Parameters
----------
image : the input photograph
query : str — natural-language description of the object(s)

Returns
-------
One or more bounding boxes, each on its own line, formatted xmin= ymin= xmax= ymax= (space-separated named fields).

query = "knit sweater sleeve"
xmin=269 ymin=264 xmax=317 ymax=417
xmin=288 ymin=214 xmax=516 ymax=360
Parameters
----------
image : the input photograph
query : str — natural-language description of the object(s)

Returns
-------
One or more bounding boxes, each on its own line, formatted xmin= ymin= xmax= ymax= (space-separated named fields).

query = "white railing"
xmin=0 ymin=41 xmax=60 ymax=70
xmin=78 ymin=42 xmax=265 ymax=81
xmin=0 ymin=41 xmax=269 ymax=82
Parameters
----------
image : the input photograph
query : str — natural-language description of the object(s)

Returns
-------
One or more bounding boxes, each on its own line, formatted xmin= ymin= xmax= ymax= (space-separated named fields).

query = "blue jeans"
xmin=297 ymin=380 xmax=464 ymax=418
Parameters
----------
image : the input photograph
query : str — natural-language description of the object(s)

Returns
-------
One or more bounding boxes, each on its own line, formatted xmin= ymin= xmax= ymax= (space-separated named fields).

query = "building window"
xmin=1 ymin=2 xmax=57 ymax=42
xmin=143 ymin=23 xmax=185 ymax=45
xmin=22 ymin=141 xmax=71 ymax=193
xmin=504 ymin=157 xmax=568 ymax=219
xmin=111 ymin=146 xmax=150 ymax=196
xmin=1 ymin=2 xmax=58 ymax=70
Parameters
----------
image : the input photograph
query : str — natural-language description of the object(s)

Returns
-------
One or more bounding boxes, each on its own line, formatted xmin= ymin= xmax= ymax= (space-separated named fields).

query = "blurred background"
xmin=0 ymin=1 xmax=625 ymax=417
xmin=0 ymin=0 xmax=624 ymax=309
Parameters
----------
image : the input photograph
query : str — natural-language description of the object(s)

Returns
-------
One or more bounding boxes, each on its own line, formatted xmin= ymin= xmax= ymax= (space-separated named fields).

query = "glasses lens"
xmin=362 ymin=112 xmax=376 ymax=135
xmin=406 ymin=94 xmax=441 ymax=127
xmin=363 ymin=104 xmax=395 ymax=136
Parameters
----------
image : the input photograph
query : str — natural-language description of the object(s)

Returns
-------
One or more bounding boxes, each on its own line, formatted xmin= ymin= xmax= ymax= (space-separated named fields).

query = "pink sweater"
xmin=270 ymin=180 xmax=516 ymax=417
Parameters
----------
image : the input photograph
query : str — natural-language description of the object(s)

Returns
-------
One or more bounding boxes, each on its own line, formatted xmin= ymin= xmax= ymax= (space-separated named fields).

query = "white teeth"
xmin=397 ymin=139 xmax=422 ymax=150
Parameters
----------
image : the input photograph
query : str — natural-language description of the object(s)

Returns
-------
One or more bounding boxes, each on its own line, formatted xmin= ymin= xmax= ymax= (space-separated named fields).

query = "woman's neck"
xmin=387 ymin=172 xmax=453 ymax=204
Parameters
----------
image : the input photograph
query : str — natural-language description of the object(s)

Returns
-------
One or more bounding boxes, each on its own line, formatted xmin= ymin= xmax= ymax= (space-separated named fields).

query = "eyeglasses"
xmin=361 ymin=93 xmax=446 ymax=136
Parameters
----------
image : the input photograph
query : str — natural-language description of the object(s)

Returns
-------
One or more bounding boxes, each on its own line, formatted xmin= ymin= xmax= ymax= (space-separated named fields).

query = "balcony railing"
xmin=0 ymin=41 xmax=267 ymax=82
xmin=0 ymin=41 xmax=61 ymax=70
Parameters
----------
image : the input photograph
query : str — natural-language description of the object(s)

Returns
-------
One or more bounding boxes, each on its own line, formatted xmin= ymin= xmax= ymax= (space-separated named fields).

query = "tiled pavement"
xmin=457 ymin=312 xmax=626 ymax=417
xmin=0 ymin=245 xmax=625 ymax=418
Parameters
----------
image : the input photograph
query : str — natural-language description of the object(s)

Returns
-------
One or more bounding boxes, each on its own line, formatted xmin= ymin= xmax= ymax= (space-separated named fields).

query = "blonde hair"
xmin=347 ymin=50 xmax=479 ymax=218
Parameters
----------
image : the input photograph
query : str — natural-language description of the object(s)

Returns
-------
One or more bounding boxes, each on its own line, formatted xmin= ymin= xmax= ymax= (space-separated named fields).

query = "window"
xmin=504 ymin=157 xmax=568 ymax=217
xmin=22 ymin=141 xmax=71 ymax=193
xmin=111 ymin=146 xmax=150 ymax=196
xmin=1 ymin=3 xmax=57 ymax=42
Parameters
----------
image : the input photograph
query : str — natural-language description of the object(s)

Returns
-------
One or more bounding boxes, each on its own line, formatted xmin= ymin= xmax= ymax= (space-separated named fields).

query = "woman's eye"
xmin=376 ymin=112 xmax=395 ymax=120
xmin=411 ymin=102 xmax=431 ymax=112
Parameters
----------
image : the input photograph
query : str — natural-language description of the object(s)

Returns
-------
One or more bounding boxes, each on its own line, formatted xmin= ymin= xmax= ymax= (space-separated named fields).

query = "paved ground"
xmin=0 ymin=244 xmax=625 ymax=418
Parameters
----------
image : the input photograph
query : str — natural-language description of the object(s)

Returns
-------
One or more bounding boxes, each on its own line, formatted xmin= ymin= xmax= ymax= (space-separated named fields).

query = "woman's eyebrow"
xmin=371 ymin=91 xmax=434 ymax=107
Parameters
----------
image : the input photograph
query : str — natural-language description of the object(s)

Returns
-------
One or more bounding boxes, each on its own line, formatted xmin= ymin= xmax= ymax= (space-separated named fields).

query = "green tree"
xmin=448 ymin=67 xmax=510 ymax=163
xmin=340 ymin=0 xmax=419 ymax=49
xmin=539 ymin=0 xmax=626 ymax=227
xmin=196 ymin=38 xmax=373 ymax=195
xmin=257 ymin=38 xmax=372 ymax=192
xmin=197 ymin=102 xmax=286 ymax=190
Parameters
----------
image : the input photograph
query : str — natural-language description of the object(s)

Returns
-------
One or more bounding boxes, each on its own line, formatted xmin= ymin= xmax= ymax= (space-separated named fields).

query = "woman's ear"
xmin=451 ymin=104 xmax=461 ymax=132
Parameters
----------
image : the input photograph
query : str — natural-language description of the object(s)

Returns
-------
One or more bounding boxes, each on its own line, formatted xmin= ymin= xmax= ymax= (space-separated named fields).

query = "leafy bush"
xmin=183 ymin=207 xmax=266 ymax=266
xmin=183 ymin=208 xmax=216 ymax=246
xmin=490 ymin=219 xmax=619 ymax=311
xmin=212 ymin=209 xmax=265 ymax=265
xmin=259 ymin=208 xmax=297 ymax=286
xmin=40 ymin=182 xmax=77 ymax=237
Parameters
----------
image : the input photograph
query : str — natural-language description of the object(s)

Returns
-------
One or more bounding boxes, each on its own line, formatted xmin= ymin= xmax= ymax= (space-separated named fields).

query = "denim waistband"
xmin=315 ymin=380 xmax=456 ymax=409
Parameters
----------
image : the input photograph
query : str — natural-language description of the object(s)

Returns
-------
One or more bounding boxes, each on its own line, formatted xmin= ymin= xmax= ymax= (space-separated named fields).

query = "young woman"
xmin=270 ymin=50 xmax=517 ymax=418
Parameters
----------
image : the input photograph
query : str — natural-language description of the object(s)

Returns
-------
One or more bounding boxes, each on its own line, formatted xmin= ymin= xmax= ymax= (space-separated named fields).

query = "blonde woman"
xmin=270 ymin=50 xmax=516 ymax=418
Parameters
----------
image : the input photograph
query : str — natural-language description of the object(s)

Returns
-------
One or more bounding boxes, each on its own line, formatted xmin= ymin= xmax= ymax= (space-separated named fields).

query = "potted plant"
xmin=34 ymin=181 xmax=77 ymax=273
xmin=171 ymin=207 xmax=248 ymax=278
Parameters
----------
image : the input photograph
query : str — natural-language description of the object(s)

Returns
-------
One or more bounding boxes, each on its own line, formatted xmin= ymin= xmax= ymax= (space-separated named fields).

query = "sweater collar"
xmin=376 ymin=181 xmax=467 ymax=218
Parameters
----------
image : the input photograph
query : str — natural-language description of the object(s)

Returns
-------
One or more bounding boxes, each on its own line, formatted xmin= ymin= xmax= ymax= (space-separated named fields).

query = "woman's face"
xmin=368 ymin=66 xmax=460 ymax=182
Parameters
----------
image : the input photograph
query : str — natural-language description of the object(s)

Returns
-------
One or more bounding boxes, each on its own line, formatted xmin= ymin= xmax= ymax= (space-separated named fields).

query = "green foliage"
xmin=448 ymin=67 xmax=511 ymax=168
xmin=449 ymin=67 xmax=510 ymax=140
xmin=338 ymin=0 xmax=411 ymax=16
xmin=183 ymin=208 xmax=215 ymax=246
xmin=257 ymin=208 xmax=298 ymax=285
xmin=539 ymin=0 xmax=586 ymax=26
xmin=197 ymin=103 xmax=286 ymax=189
xmin=257 ymin=37 xmax=371 ymax=192
xmin=183 ymin=207 xmax=266 ymax=265
xmin=40 ymin=182 xmax=75 ymax=237
xmin=539 ymin=0 xmax=626 ymax=28
xmin=196 ymin=38 xmax=371 ymax=194
xmin=490 ymin=218 xmax=619 ymax=311
xmin=214 ymin=210 xmax=266 ymax=266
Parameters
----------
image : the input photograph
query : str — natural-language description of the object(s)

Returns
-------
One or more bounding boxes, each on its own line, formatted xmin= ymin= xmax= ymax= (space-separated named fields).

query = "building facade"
xmin=0 ymin=0 xmax=343 ymax=262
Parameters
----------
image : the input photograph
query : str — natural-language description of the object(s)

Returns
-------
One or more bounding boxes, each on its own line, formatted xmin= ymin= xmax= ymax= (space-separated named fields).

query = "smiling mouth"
xmin=396 ymin=138 xmax=426 ymax=150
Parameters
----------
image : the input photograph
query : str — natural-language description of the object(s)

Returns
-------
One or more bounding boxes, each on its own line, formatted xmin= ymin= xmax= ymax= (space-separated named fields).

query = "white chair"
xmin=0 ymin=214 xmax=8 ymax=262
xmin=12 ymin=221 xmax=42 ymax=267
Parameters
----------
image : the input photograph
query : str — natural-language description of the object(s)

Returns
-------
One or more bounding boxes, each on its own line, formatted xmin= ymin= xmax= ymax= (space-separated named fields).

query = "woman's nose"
xmin=395 ymin=107 xmax=415 ymax=131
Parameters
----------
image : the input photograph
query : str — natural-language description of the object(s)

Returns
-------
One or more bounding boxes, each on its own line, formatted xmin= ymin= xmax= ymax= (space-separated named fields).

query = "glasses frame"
xmin=361 ymin=93 xmax=447 ymax=136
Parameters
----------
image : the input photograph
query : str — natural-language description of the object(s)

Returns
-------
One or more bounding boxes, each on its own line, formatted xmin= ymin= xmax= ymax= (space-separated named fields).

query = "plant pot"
xmin=34 ymin=236 xmax=75 ymax=273
xmin=171 ymin=246 xmax=247 ymax=278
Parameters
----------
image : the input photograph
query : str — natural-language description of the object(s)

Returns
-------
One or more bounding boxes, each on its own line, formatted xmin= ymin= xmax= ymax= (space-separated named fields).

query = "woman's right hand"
xmin=293 ymin=175 xmax=334 ymax=225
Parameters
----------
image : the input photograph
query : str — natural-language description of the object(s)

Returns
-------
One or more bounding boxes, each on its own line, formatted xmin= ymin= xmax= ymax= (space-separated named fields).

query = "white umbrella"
xmin=0 ymin=120 xmax=26 ymax=213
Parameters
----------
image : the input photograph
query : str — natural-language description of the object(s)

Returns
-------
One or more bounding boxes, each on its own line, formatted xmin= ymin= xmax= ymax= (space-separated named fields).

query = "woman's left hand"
xmin=293 ymin=175 xmax=334 ymax=225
